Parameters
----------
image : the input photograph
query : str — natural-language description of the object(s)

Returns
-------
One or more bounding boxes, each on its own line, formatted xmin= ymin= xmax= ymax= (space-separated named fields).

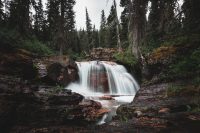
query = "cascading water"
xmin=65 ymin=61 xmax=140 ymax=124
xmin=66 ymin=61 xmax=139 ymax=96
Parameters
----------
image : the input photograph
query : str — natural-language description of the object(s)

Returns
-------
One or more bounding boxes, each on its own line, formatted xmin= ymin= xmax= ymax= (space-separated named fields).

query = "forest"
xmin=0 ymin=0 xmax=200 ymax=133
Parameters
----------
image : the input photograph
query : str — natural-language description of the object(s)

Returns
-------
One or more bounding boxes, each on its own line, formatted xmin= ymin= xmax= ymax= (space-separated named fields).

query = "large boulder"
xmin=0 ymin=49 xmax=37 ymax=79
xmin=46 ymin=61 xmax=79 ymax=86
xmin=66 ymin=99 xmax=109 ymax=122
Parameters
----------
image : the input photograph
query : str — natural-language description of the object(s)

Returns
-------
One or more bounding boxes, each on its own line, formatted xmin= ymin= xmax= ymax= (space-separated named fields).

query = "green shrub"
xmin=0 ymin=28 xmax=22 ymax=48
xmin=114 ymin=49 xmax=137 ymax=66
xmin=21 ymin=39 xmax=54 ymax=56
xmin=169 ymin=48 xmax=200 ymax=76
xmin=0 ymin=28 xmax=54 ymax=55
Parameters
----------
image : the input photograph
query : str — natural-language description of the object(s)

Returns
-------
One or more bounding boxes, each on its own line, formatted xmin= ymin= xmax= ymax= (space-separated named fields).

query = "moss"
xmin=114 ymin=49 xmax=137 ymax=66
xmin=148 ymin=46 xmax=177 ymax=64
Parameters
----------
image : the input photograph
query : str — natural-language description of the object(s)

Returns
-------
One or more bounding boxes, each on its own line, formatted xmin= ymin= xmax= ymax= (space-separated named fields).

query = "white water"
xmin=65 ymin=61 xmax=140 ymax=124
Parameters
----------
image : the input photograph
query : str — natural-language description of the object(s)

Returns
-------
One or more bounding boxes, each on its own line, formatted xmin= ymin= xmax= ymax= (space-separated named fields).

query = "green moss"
xmin=114 ymin=49 xmax=137 ymax=66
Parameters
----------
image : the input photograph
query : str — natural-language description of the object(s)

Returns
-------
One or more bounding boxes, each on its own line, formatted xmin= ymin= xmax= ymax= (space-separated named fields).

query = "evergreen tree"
xmin=107 ymin=4 xmax=117 ymax=48
xmin=99 ymin=10 xmax=107 ymax=47
xmin=92 ymin=25 xmax=99 ymax=48
xmin=147 ymin=0 xmax=177 ymax=48
xmin=129 ymin=0 xmax=148 ymax=59
xmin=34 ymin=0 xmax=45 ymax=41
xmin=65 ymin=0 xmax=76 ymax=32
xmin=182 ymin=0 xmax=200 ymax=33
xmin=65 ymin=0 xmax=76 ymax=52
xmin=9 ymin=0 xmax=32 ymax=34
xmin=113 ymin=0 xmax=121 ymax=50
xmin=120 ymin=0 xmax=129 ymax=48
xmin=85 ymin=8 xmax=93 ymax=50
xmin=79 ymin=28 xmax=88 ymax=53
xmin=0 ymin=0 xmax=3 ymax=23
xmin=46 ymin=0 xmax=60 ymax=49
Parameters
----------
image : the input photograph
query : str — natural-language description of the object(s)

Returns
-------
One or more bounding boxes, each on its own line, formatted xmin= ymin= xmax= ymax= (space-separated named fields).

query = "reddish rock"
xmin=99 ymin=95 xmax=114 ymax=100
xmin=158 ymin=108 xmax=170 ymax=114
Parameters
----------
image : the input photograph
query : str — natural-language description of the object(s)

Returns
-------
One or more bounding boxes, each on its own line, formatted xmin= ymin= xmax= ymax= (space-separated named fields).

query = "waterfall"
xmin=65 ymin=61 xmax=140 ymax=124
xmin=66 ymin=61 xmax=139 ymax=97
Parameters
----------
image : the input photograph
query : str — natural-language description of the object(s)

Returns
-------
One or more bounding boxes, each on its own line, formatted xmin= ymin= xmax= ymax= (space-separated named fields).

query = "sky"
xmin=74 ymin=0 xmax=123 ymax=30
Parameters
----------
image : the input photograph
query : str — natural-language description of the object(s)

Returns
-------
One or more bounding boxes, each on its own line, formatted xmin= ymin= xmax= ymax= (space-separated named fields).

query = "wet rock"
xmin=66 ymin=99 xmax=109 ymax=122
xmin=48 ymin=92 xmax=83 ymax=105
xmin=134 ymin=110 xmax=143 ymax=117
xmin=46 ymin=61 xmax=79 ymax=86
xmin=99 ymin=95 xmax=114 ymax=100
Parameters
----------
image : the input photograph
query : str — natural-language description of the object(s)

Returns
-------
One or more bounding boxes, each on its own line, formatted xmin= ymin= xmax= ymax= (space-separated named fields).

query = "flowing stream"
xmin=65 ymin=61 xmax=140 ymax=124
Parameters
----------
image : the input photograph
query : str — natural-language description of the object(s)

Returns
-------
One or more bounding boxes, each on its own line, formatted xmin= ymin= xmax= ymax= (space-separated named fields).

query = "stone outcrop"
xmin=0 ymin=75 xmax=108 ymax=132
xmin=0 ymin=49 xmax=37 ymax=79
xmin=34 ymin=56 xmax=79 ymax=86
xmin=88 ymin=48 xmax=118 ymax=61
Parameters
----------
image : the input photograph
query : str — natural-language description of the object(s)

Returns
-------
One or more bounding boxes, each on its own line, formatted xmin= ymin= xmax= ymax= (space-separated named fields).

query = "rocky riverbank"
xmin=0 ymin=48 xmax=199 ymax=133
xmin=1 ymin=74 xmax=199 ymax=133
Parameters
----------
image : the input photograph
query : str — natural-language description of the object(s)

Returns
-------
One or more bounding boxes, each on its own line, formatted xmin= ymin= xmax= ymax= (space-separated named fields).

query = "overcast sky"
xmin=74 ymin=0 xmax=123 ymax=30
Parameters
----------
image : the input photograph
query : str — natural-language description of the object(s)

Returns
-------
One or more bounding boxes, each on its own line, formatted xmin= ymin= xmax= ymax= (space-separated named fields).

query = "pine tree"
xmin=92 ymin=25 xmax=99 ymax=48
xmin=99 ymin=10 xmax=107 ymax=47
xmin=107 ymin=4 xmax=117 ymax=48
xmin=34 ymin=0 xmax=45 ymax=41
xmin=65 ymin=0 xmax=76 ymax=52
xmin=79 ymin=29 xmax=88 ymax=53
xmin=113 ymin=0 xmax=121 ymax=51
xmin=85 ymin=8 xmax=93 ymax=51
xmin=182 ymin=0 xmax=200 ymax=33
xmin=65 ymin=0 xmax=76 ymax=32
xmin=0 ymin=0 xmax=4 ymax=23
xmin=9 ymin=0 xmax=32 ymax=34
xmin=46 ymin=0 xmax=60 ymax=49
xmin=147 ymin=0 xmax=177 ymax=48
xmin=120 ymin=0 xmax=129 ymax=48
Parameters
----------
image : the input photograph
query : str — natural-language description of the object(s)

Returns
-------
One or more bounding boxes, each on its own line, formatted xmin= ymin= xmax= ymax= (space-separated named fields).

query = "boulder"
xmin=66 ymin=99 xmax=109 ymax=122
xmin=46 ymin=61 xmax=79 ymax=86
xmin=0 ymin=49 xmax=37 ymax=79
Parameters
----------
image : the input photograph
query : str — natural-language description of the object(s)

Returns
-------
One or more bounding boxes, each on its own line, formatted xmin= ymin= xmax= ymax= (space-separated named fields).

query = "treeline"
xmin=0 ymin=0 xmax=121 ymax=56
xmin=0 ymin=0 xmax=200 ymax=58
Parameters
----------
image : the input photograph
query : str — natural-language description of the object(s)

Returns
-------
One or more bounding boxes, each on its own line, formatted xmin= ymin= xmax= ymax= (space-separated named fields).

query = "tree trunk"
xmin=114 ymin=0 xmax=122 ymax=51
xmin=59 ymin=0 xmax=65 ymax=56
xmin=129 ymin=0 xmax=148 ymax=60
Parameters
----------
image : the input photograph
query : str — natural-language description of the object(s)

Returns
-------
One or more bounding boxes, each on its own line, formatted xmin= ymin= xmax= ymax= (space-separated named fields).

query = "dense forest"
xmin=0 ymin=0 xmax=199 ymax=66
xmin=0 ymin=0 xmax=200 ymax=132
